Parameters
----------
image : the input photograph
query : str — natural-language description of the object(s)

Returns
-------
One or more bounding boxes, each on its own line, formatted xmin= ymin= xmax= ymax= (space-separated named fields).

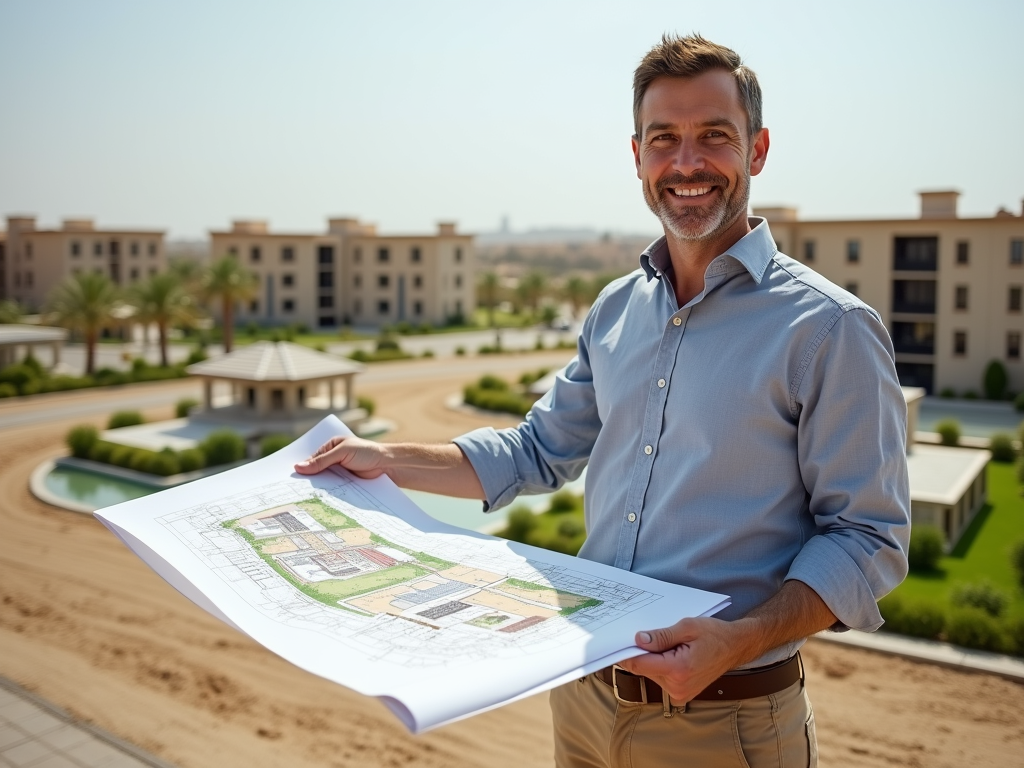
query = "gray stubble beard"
xmin=644 ymin=170 xmax=751 ymax=243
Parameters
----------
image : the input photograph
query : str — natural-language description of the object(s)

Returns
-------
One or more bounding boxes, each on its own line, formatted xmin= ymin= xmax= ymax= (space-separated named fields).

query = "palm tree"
xmin=201 ymin=256 xmax=258 ymax=353
xmin=47 ymin=272 xmax=119 ymax=375
xmin=562 ymin=276 xmax=589 ymax=320
xmin=131 ymin=272 xmax=199 ymax=367
xmin=479 ymin=272 xmax=500 ymax=328
xmin=519 ymin=272 xmax=547 ymax=320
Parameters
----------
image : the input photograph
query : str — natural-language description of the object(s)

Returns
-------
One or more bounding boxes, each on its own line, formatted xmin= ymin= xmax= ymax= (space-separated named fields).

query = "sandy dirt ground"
xmin=2 ymin=362 xmax=1023 ymax=767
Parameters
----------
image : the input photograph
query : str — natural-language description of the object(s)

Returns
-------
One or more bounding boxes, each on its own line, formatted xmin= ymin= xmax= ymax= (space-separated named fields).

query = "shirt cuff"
xmin=785 ymin=534 xmax=884 ymax=632
xmin=452 ymin=428 xmax=521 ymax=513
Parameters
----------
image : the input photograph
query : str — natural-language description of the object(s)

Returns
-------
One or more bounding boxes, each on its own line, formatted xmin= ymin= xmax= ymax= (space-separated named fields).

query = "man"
xmin=297 ymin=34 xmax=909 ymax=767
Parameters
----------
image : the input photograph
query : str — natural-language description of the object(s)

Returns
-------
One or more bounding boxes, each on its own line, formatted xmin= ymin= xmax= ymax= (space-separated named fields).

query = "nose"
xmin=672 ymin=137 xmax=706 ymax=176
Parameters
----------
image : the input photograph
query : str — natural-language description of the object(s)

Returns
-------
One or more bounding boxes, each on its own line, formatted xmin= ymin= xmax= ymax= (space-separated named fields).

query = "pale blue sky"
xmin=1 ymin=0 xmax=1021 ymax=240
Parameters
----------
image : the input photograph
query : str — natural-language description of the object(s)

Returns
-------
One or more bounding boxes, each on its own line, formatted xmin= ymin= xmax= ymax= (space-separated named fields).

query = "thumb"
xmin=636 ymin=618 xmax=700 ymax=652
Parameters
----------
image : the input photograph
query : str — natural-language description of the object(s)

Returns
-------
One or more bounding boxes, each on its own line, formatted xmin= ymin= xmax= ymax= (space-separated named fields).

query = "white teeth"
xmin=673 ymin=187 xmax=710 ymax=197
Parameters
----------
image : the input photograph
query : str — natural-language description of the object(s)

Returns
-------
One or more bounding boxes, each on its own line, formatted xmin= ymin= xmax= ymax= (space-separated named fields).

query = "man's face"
xmin=632 ymin=70 xmax=768 ymax=243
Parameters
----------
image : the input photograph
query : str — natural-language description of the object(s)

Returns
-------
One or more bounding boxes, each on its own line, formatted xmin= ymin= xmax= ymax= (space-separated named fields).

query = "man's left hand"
xmin=616 ymin=616 xmax=753 ymax=704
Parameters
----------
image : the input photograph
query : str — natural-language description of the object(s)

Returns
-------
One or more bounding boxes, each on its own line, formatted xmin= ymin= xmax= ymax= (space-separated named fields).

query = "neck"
xmin=664 ymin=214 xmax=751 ymax=307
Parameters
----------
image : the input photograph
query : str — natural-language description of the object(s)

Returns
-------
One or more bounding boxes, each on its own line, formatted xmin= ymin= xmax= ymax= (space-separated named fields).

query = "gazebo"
xmin=186 ymin=341 xmax=366 ymax=436
xmin=0 ymin=324 xmax=67 ymax=369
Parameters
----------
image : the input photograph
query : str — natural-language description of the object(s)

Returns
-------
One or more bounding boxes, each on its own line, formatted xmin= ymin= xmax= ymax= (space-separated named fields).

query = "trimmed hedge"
xmin=108 ymin=411 xmax=144 ymax=429
xmin=66 ymin=425 xmax=99 ymax=458
xmin=260 ymin=434 xmax=292 ymax=457
xmin=67 ymin=425 xmax=244 ymax=478
xmin=908 ymin=525 xmax=945 ymax=571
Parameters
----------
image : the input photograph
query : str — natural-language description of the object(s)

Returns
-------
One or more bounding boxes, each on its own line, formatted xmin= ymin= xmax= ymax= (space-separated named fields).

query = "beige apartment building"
xmin=757 ymin=190 xmax=1024 ymax=395
xmin=208 ymin=217 xmax=475 ymax=330
xmin=0 ymin=216 xmax=167 ymax=310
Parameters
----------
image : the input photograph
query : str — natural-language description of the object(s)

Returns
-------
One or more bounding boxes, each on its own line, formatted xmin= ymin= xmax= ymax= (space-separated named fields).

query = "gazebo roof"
xmin=0 ymin=324 xmax=67 ymax=345
xmin=186 ymin=341 xmax=364 ymax=382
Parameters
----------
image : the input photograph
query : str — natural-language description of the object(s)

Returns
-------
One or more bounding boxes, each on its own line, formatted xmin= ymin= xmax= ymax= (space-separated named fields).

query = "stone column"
xmin=329 ymin=379 xmax=336 ymax=410
xmin=345 ymin=376 xmax=354 ymax=411
xmin=204 ymin=379 xmax=213 ymax=410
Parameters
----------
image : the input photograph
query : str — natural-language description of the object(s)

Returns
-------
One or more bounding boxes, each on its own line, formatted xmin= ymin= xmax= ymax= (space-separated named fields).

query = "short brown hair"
xmin=633 ymin=34 xmax=763 ymax=138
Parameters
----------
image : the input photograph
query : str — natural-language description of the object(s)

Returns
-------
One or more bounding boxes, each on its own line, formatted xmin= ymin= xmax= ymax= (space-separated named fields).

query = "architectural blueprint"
xmin=96 ymin=416 xmax=729 ymax=733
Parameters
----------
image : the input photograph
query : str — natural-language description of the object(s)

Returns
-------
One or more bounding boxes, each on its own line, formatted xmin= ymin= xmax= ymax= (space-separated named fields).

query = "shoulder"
xmin=766 ymin=252 xmax=882 ymax=326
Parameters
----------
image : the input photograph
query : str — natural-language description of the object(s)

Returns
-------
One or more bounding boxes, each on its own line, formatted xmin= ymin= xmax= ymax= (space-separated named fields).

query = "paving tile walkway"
xmin=0 ymin=678 xmax=174 ymax=768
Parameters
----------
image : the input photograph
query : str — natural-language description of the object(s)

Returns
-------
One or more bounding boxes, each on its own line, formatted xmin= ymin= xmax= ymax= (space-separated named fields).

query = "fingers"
xmin=294 ymin=437 xmax=348 ymax=474
xmin=634 ymin=618 xmax=700 ymax=653
xmin=618 ymin=645 xmax=688 ymax=680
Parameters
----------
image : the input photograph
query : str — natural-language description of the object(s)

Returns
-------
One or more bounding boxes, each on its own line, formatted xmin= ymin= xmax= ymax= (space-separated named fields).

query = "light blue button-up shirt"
xmin=455 ymin=218 xmax=910 ymax=667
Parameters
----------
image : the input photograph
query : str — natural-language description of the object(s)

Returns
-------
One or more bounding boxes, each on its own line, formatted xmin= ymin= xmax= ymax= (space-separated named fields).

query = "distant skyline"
xmin=1 ymin=0 xmax=1022 ymax=241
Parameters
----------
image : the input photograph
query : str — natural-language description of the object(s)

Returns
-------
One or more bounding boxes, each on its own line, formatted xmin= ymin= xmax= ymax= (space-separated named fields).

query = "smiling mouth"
xmin=668 ymin=186 xmax=714 ymax=198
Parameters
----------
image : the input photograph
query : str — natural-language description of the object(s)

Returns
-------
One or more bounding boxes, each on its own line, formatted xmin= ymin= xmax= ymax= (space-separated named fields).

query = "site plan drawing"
xmin=96 ymin=416 xmax=730 ymax=733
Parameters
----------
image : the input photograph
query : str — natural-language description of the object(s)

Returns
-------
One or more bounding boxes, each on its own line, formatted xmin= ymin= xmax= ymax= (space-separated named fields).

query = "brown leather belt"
xmin=595 ymin=653 xmax=802 ymax=704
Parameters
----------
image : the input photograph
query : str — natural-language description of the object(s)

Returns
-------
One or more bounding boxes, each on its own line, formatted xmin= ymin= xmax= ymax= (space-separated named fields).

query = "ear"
xmin=631 ymin=134 xmax=642 ymax=179
xmin=749 ymin=127 xmax=769 ymax=177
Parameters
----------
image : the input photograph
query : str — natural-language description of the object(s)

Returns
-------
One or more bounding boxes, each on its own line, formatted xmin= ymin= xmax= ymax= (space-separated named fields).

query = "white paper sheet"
xmin=94 ymin=415 xmax=730 ymax=733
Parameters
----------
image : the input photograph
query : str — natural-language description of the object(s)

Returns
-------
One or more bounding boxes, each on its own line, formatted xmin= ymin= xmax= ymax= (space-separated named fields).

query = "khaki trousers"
xmin=549 ymin=673 xmax=817 ymax=768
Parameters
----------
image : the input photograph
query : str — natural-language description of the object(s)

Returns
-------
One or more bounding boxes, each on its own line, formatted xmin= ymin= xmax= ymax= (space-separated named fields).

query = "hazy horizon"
xmin=1 ymin=0 xmax=1021 ymax=240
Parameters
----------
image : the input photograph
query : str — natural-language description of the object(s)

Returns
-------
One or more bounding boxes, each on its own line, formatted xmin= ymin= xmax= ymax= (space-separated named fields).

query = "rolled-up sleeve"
xmin=454 ymin=329 xmax=603 ymax=512
xmin=785 ymin=307 xmax=910 ymax=632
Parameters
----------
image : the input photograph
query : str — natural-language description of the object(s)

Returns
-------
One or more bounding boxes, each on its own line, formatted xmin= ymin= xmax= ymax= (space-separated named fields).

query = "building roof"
xmin=186 ymin=341 xmax=364 ymax=382
xmin=907 ymin=443 xmax=991 ymax=506
xmin=0 ymin=324 xmax=67 ymax=345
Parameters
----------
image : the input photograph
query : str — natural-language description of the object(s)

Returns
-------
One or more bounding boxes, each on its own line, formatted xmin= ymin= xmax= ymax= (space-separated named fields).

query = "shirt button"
xmin=627 ymin=513 xmax=637 ymax=523
xmin=672 ymin=317 xmax=682 ymax=326
xmin=644 ymin=445 xmax=653 ymax=455
xmin=657 ymin=378 xmax=666 ymax=388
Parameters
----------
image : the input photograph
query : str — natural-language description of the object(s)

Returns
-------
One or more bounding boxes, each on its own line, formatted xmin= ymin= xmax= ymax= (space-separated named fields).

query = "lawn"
xmin=313 ymin=564 xmax=428 ymax=600
xmin=892 ymin=461 xmax=1024 ymax=613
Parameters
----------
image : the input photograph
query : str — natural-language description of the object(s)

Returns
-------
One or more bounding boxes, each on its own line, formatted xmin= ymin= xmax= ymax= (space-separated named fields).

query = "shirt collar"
xmin=639 ymin=217 xmax=776 ymax=284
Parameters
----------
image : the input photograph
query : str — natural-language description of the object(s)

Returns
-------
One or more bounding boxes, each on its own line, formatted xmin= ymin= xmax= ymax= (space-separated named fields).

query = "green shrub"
xmin=519 ymin=368 xmax=551 ymax=387
xmin=0 ymin=363 xmax=40 ymax=393
xmin=108 ymin=411 xmax=144 ymax=429
xmin=131 ymin=357 xmax=148 ymax=374
xmin=939 ymin=387 xmax=957 ymax=398
xmin=89 ymin=441 xmax=114 ymax=463
xmin=1017 ymin=457 xmax=1024 ymax=486
xmin=186 ymin=347 xmax=208 ymax=365
xmin=175 ymin=398 xmax=199 ymax=418
xmin=21 ymin=354 xmax=44 ymax=377
xmin=950 ymin=579 xmax=1010 ymax=617
xmin=0 ymin=383 xmax=16 ymax=398
xmin=1008 ymin=541 xmax=1024 ymax=591
xmin=557 ymin=517 xmax=586 ymax=538
xmin=421 ymin=349 xmax=435 ymax=358
xmin=128 ymin=449 xmax=154 ymax=473
xmin=66 ymin=425 xmax=99 ymax=459
xmin=936 ymin=419 xmax=960 ymax=446
xmin=200 ymin=430 xmax=246 ymax=466
xmin=989 ymin=433 xmax=1017 ymax=463
xmin=945 ymin=606 xmax=1006 ymax=652
xmin=260 ymin=433 xmax=293 ymax=457
xmin=177 ymin=448 xmax=206 ymax=473
xmin=376 ymin=336 xmax=401 ymax=352
xmin=463 ymin=386 xmax=530 ymax=416
xmin=962 ymin=390 xmax=979 ymax=400
xmin=503 ymin=507 xmax=538 ymax=543
xmin=357 ymin=396 xmax=375 ymax=416
xmin=983 ymin=360 xmax=1009 ymax=401
xmin=548 ymin=490 xmax=579 ymax=514
xmin=1015 ymin=392 xmax=1024 ymax=413
xmin=1003 ymin=614 xmax=1024 ymax=656
xmin=477 ymin=374 xmax=509 ymax=391
xmin=878 ymin=594 xmax=945 ymax=639
xmin=109 ymin=445 xmax=135 ymax=468
xmin=455 ymin=346 xmax=466 ymax=356
xmin=908 ymin=525 xmax=945 ymax=571
xmin=146 ymin=451 xmax=180 ymax=477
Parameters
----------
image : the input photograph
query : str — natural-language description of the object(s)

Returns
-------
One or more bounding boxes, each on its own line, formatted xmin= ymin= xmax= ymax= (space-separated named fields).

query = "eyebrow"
xmin=643 ymin=117 xmax=741 ymax=136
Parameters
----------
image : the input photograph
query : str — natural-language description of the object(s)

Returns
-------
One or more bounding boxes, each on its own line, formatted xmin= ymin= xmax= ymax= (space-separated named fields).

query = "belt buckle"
xmin=610 ymin=665 xmax=648 ymax=705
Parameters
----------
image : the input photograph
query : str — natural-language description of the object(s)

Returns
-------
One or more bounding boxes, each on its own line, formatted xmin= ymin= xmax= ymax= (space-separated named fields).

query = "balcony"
xmin=894 ymin=236 xmax=938 ymax=271
xmin=892 ymin=279 xmax=937 ymax=314
xmin=891 ymin=321 xmax=935 ymax=355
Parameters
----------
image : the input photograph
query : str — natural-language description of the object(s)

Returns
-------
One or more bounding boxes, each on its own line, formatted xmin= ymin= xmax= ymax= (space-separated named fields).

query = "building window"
xmin=109 ymin=241 xmax=119 ymax=256
xmin=893 ymin=237 xmax=938 ymax=271
xmin=353 ymin=274 xmax=362 ymax=288
xmin=282 ymin=273 xmax=294 ymax=288
xmin=377 ymin=247 xmax=389 ymax=263
xmin=803 ymin=240 xmax=815 ymax=262
xmin=130 ymin=268 xmax=139 ymax=281
xmin=228 ymin=245 xmax=238 ymax=257
xmin=454 ymin=274 xmax=463 ymax=288
xmin=353 ymin=247 xmax=362 ymax=263
xmin=846 ymin=240 xmax=860 ymax=263
xmin=1008 ymin=332 xmax=1022 ymax=361
xmin=249 ymin=300 xmax=259 ymax=312
xmin=413 ymin=274 xmax=422 ymax=289
xmin=318 ymin=315 xmax=335 ymax=328
xmin=455 ymin=248 xmax=463 ymax=263
xmin=130 ymin=242 xmax=139 ymax=257
xmin=378 ymin=299 xmax=390 ymax=314
xmin=281 ymin=246 xmax=294 ymax=262
xmin=282 ymin=299 xmax=295 ymax=313
xmin=354 ymin=299 xmax=362 ymax=315
xmin=413 ymin=300 xmax=423 ymax=316
xmin=25 ymin=272 xmax=33 ymax=288
xmin=250 ymin=246 xmax=261 ymax=263
xmin=1012 ymin=239 xmax=1024 ymax=266
xmin=318 ymin=246 xmax=334 ymax=264
xmin=319 ymin=271 xmax=333 ymax=288
xmin=148 ymin=242 xmax=157 ymax=256
xmin=94 ymin=242 xmax=103 ymax=256
xmin=25 ymin=243 xmax=32 ymax=258
xmin=319 ymin=295 xmax=333 ymax=308
xmin=845 ymin=282 xmax=858 ymax=296
xmin=378 ymin=274 xmax=389 ymax=288
xmin=71 ymin=241 xmax=81 ymax=257
xmin=956 ymin=241 xmax=969 ymax=264
xmin=1010 ymin=286 xmax=1022 ymax=312
xmin=411 ymin=246 xmax=422 ymax=263
xmin=953 ymin=330 xmax=967 ymax=356
xmin=955 ymin=285 xmax=968 ymax=310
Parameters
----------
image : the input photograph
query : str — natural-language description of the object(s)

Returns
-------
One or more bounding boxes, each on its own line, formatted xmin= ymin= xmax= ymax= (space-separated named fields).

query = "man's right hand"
xmin=294 ymin=436 xmax=390 ymax=479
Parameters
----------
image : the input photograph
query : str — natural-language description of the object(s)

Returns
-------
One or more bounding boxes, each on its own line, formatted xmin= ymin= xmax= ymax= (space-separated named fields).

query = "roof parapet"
xmin=919 ymin=190 xmax=959 ymax=220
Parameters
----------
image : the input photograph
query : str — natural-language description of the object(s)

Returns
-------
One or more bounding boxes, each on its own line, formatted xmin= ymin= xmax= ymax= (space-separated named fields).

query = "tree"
xmin=479 ymin=272 xmax=500 ymax=328
xmin=518 ymin=272 xmax=547 ymax=319
xmin=201 ymin=257 xmax=258 ymax=353
xmin=131 ymin=272 xmax=199 ymax=367
xmin=983 ymin=359 xmax=1008 ymax=401
xmin=563 ymin=276 xmax=589 ymax=320
xmin=47 ymin=271 xmax=119 ymax=375
xmin=0 ymin=300 xmax=23 ymax=324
